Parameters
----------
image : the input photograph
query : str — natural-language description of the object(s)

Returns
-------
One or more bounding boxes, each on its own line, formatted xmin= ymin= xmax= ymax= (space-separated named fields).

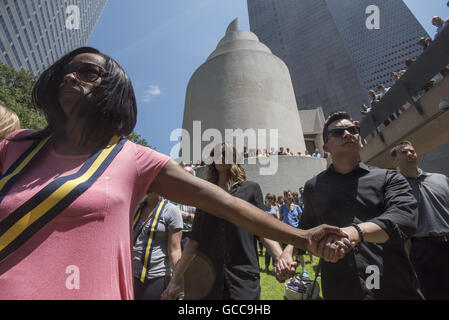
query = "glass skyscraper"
xmin=0 ymin=0 xmax=108 ymax=75
xmin=247 ymin=0 xmax=428 ymax=118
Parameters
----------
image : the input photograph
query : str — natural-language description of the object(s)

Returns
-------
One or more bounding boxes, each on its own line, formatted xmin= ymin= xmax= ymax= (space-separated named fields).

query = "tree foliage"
xmin=126 ymin=132 xmax=152 ymax=148
xmin=0 ymin=63 xmax=151 ymax=148
xmin=0 ymin=63 xmax=47 ymax=130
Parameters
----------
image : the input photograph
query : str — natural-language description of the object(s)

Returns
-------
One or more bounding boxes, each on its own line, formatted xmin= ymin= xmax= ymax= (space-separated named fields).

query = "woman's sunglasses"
xmin=62 ymin=63 xmax=108 ymax=83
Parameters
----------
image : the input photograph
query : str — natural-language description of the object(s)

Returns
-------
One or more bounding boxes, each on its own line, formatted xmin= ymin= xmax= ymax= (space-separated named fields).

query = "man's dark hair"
xmin=23 ymin=47 xmax=137 ymax=144
xmin=390 ymin=141 xmax=413 ymax=157
xmin=323 ymin=111 xmax=353 ymax=143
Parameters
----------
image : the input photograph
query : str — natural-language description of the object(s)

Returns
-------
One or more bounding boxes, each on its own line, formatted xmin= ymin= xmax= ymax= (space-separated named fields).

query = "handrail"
xmin=360 ymin=25 xmax=449 ymax=139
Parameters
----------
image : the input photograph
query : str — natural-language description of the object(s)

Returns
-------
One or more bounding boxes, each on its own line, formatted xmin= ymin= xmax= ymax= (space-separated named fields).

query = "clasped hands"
xmin=275 ymin=224 xmax=359 ymax=282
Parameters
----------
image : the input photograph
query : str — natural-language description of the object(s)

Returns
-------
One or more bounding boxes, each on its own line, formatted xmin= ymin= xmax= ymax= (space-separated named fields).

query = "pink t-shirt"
xmin=0 ymin=130 xmax=170 ymax=300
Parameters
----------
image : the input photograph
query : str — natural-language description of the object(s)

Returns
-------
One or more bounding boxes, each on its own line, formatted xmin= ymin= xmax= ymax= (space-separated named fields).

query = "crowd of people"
xmin=361 ymin=12 xmax=449 ymax=136
xmin=0 ymin=47 xmax=345 ymax=300
xmin=185 ymin=147 xmax=326 ymax=169
xmin=1 ymin=44 xmax=448 ymax=301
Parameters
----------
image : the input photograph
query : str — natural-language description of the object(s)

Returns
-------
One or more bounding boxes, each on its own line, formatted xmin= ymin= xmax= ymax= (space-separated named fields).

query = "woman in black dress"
xmin=162 ymin=143 xmax=285 ymax=300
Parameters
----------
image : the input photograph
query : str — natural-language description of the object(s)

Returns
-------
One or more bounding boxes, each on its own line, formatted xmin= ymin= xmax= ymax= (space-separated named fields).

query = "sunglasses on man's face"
xmin=327 ymin=125 xmax=360 ymax=140
xmin=62 ymin=63 xmax=108 ymax=83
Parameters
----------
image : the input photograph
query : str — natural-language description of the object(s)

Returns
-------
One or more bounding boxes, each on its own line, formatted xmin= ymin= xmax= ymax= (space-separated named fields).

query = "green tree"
xmin=126 ymin=132 xmax=153 ymax=149
xmin=0 ymin=63 xmax=151 ymax=148
xmin=0 ymin=63 xmax=47 ymax=130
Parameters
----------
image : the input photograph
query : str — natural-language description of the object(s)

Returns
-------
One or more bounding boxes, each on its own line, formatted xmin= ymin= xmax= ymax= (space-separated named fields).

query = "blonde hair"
xmin=0 ymin=103 xmax=20 ymax=141
xmin=205 ymin=142 xmax=246 ymax=192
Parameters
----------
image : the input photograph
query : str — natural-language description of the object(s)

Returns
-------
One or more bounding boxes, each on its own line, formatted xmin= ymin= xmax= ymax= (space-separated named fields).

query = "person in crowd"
xmin=160 ymin=143 xmax=299 ymax=300
xmin=368 ymin=89 xmax=378 ymax=108
xmin=304 ymin=150 xmax=311 ymax=157
xmin=361 ymin=104 xmax=372 ymax=127
xmin=432 ymin=16 xmax=449 ymax=39
xmin=172 ymin=164 xmax=197 ymax=250
xmin=297 ymin=151 xmax=303 ymax=156
xmin=0 ymin=47 xmax=345 ymax=300
xmin=276 ymin=195 xmax=284 ymax=209
xmin=276 ymin=111 xmax=423 ymax=300
xmin=262 ymin=148 xmax=269 ymax=157
xmin=286 ymin=148 xmax=293 ymax=156
xmin=418 ymin=35 xmax=449 ymax=78
xmin=377 ymin=84 xmax=389 ymax=99
xmin=292 ymin=192 xmax=299 ymax=206
xmin=391 ymin=71 xmax=400 ymax=82
xmin=243 ymin=146 xmax=249 ymax=158
xmin=376 ymin=84 xmax=396 ymax=126
xmin=0 ymin=103 xmax=20 ymax=141
xmin=312 ymin=148 xmax=322 ymax=158
xmin=263 ymin=193 xmax=281 ymax=273
xmin=132 ymin=193 xmax=183 ymax=300
xmin=405 ymin=58 xmax=416 ymax=68
xmin=278 ymin=147 xmax=287 ymax=155
xmin=418 ymin=37 xmax=432 ymax=52
xmin=279 ymin=190 xmax=302 ymax=229
xmin=279 ymin=190 xmax=307 ymax=277
xmin=298 ymin=187 xmax=305 ymax=211
xmin=391 ymin=141 xmax=449 ymax=299
xmin=270 ymin=147 xmax=277 ymax=156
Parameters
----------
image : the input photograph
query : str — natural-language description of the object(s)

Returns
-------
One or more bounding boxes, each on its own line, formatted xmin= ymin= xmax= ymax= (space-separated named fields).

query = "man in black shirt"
xmin=276 ymin=112 xmax=423 ymax=299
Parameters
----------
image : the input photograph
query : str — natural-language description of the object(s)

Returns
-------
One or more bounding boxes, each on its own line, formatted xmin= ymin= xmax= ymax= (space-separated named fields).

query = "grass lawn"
xmin=258 ymin=249 xmax=322 ymax=300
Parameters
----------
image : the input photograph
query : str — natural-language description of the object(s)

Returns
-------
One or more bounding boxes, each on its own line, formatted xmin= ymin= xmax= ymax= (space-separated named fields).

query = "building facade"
xmin=247 ymin=0 xmax=428 ymax=119
xmin=0 ymin=0 xmax=107 ymax=75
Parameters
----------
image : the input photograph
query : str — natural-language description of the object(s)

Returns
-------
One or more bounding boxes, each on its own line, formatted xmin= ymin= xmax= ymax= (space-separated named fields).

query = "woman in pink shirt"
xmin=0 ymin=47 xmax=347 ymax=299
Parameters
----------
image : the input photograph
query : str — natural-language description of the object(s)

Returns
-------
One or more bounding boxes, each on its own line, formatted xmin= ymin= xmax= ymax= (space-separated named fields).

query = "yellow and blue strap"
xmin=138 ymin=198 xmax=167 ymax=283
xmin=0 ymin=135 xmax=125 ymax=263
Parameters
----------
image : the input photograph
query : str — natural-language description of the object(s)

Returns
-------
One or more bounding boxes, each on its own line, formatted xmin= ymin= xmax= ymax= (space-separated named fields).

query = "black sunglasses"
xmin=327 ymin=125 xmax=360 ymax=140
xmin=62 ymin=63 xmax=108 ymax=83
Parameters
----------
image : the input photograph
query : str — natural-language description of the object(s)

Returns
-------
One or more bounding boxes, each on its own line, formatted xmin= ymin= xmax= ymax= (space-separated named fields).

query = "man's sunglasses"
xmin=327 ymin=125 xmax=360 ymax=140
xmin=62 ymin=63 xmax=108 ymax=83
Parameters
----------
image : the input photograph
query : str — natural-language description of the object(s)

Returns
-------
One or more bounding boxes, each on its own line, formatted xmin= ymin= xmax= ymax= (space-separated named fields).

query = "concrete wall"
xmin=299 ymin=107 xmax=326 ymax=156
xmin=194 ymin=156 xmax=327 ymax=197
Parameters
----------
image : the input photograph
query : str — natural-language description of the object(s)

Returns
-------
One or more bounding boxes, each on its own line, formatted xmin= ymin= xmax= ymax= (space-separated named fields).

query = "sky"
xmin=88 ymin=0 xmax=449 ymax=156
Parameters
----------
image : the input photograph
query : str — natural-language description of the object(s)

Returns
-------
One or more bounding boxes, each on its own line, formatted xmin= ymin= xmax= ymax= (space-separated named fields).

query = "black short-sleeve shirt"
xmin=301 ymin=162 xmax=422 ymax=300
xmin=190 ymin=180 xmax=265 ymax=300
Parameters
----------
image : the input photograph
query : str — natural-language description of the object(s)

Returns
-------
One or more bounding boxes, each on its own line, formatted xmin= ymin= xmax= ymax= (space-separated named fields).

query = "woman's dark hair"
xmin=22 ymin=47 xmax=137 ymax=144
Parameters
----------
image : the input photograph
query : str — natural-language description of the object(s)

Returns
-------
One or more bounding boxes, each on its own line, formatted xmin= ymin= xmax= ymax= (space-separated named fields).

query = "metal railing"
xmin=360 ymin=25 xmax=449 ymax=140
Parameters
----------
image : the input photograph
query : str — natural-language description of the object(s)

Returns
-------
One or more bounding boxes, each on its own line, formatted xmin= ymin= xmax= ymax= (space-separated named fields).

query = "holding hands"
xmin=275 ymin=224 xmax=355 ymax=282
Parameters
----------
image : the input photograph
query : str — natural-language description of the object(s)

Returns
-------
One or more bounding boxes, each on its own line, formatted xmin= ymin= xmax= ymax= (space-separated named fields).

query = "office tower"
xmin=247 ymin=0 xmax=428 ymax=118
xmin=0 ymin=0 xmax=108 ymax=75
